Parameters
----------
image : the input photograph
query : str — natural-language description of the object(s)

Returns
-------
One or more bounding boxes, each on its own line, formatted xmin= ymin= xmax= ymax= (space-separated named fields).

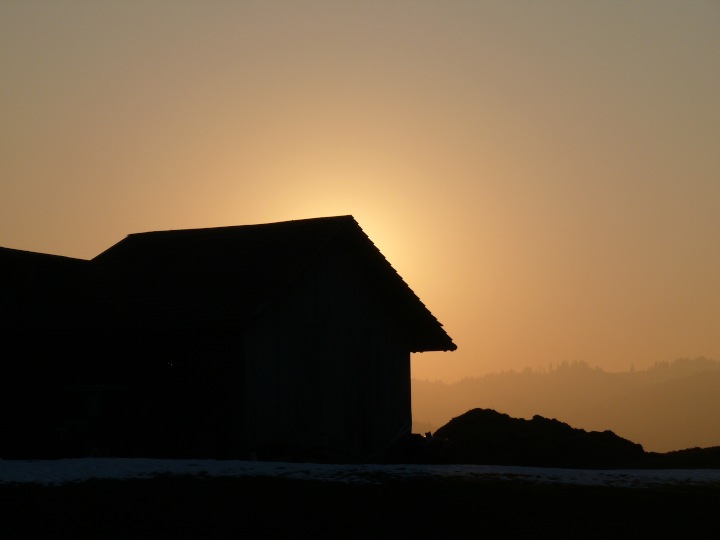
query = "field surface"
xmin=1 ymin=459 xmax=719 ymax=539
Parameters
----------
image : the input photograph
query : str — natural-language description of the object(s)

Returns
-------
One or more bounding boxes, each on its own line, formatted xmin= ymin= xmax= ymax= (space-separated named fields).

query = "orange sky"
xmin=2 ymin=1 xmax=719 ymax=383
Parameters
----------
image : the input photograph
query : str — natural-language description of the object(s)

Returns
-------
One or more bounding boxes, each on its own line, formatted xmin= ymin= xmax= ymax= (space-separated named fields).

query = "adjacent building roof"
xmin=0 ymin=246 xmax=88 ymax=333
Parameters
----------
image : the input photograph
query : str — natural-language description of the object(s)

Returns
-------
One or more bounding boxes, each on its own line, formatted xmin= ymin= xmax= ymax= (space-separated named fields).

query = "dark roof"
xmin=5 ymin=216 xmax=456 ymax=352
xmin=83 ymin=216 xmax=352 ymax=328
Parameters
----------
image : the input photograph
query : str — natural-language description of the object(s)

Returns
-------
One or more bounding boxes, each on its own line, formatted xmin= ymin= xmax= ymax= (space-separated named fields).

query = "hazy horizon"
xmin=411 ymin=356 xmax=720 ymax=453
xmin=2 ymin=1 xmax=719 ymax=383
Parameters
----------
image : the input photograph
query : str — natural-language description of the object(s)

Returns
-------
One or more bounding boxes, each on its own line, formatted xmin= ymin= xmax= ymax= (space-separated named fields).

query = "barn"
xmin=0 ymin=216 xmax=456 ymax=462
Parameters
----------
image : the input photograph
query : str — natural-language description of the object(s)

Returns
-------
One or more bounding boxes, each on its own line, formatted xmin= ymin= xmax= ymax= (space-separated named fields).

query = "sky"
xmin=2 ymin=1 xmax=719 ymax=383
xmin=2 ymin=457 xmax=720 ymax=488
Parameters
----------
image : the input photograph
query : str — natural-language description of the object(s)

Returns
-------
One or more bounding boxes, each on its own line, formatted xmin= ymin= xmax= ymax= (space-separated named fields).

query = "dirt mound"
xmin=430 ymin=408 xmax=646 ymax=468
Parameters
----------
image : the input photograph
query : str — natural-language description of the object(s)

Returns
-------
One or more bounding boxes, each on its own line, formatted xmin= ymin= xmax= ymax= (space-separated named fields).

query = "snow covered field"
xmin=2 ymin=458 xmax=720 ymax=488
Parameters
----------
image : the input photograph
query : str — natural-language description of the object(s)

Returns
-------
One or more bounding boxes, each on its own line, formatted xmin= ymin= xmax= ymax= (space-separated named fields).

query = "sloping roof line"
xmin=87 ymin=215 xmax=455 ymax=351
xmin=3 ymin=216 xmax=456 ymax=352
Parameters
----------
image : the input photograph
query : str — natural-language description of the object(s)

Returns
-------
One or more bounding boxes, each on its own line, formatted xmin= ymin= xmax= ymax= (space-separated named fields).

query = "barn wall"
xmin=143 ymin=326 xmax=246 ymax=458
xmin=243 ymin=245 xmax=412 ymax=462
xmin=23 ymin=325 xmax=248 ymax=459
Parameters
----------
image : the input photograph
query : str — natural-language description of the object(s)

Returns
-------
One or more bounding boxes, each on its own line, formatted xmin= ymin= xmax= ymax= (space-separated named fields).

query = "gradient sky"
xmin=2 ymin=1 xmax=719 ymax=383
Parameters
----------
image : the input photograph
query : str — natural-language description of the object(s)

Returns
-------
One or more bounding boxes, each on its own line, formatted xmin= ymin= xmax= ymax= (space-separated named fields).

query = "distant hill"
xmin=412 ymin=357 xmax=720 ymax=453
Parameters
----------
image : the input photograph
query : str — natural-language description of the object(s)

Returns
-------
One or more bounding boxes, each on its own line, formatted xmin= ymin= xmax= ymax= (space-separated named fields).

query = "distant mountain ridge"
xmin=412 ymin=357 xmax=720 ymax=453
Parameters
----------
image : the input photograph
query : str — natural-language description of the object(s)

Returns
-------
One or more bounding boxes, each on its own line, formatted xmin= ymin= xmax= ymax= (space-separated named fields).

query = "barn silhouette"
xmin=1 ymin=216 xmax=455 ymax=461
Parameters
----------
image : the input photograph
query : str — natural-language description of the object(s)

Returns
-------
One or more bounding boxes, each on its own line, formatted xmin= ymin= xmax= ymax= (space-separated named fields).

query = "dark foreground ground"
xmin=1 ymin=474 xmax=718 ymax=539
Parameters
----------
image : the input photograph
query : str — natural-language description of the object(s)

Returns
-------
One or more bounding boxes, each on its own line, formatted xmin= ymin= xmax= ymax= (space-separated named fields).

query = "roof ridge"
xmin=126 ymin=215 xmax=357 ymax=238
